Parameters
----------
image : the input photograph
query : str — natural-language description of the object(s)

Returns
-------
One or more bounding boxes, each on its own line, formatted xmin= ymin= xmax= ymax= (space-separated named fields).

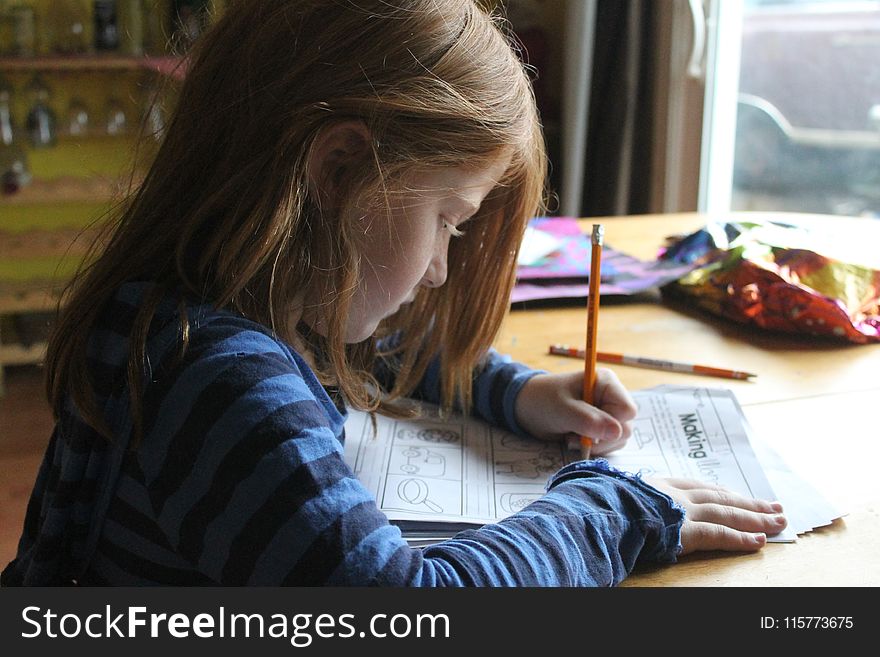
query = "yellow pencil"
xmin=580 ymin=224 xmax=603 ymax=460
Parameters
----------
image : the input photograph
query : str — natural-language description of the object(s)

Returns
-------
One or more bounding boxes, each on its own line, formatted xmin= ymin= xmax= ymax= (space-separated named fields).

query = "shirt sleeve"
xmin=138 ymin=322 xmax=682 ymax=587
xmin=420 ymin=461 xmax=684 ymax=586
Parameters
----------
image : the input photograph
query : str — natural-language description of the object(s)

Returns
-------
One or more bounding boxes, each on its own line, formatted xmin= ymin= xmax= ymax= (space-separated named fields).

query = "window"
xmin=707 ymin=0 xmax=880 ymax=217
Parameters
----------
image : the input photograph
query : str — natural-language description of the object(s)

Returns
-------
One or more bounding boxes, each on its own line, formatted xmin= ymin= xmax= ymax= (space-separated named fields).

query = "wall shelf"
xmin=2 ymin=176 xmax=127 ymax=205
xmin=0 ymin=51 xmax=178 ymax=381
xmin=0 ymin=55 xmax=186 ymax=79
xmin=0 ymin=340 xmax=47 ymax=367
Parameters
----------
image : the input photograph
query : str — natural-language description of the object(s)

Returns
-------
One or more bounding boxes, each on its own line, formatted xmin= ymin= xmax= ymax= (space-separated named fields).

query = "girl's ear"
xmin=307 ymin=120 xmax=372 ymax=207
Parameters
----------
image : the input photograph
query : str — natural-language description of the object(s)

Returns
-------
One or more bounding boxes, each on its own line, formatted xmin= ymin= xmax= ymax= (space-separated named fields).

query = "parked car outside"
xmin=734 ymin=0 xmax=880 ymax=216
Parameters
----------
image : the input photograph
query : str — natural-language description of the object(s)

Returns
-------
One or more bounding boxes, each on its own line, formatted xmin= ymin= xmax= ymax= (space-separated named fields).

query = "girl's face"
xmin=345 ymin=153 xmax=511 ymax=342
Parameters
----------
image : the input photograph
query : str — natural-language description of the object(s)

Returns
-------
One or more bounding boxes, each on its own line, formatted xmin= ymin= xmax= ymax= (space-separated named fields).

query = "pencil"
xmin=580 ymin=224 xmax=603 ymax=460
xmin=549 ymin=345 xmax=757 ymax=380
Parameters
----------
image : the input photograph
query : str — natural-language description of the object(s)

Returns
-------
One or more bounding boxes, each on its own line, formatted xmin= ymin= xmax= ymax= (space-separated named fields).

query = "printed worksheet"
xmin=342 ymin=386 xmax=799 ymax=541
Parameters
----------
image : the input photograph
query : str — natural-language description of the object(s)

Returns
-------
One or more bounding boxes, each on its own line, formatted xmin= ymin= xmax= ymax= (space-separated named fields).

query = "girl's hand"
xmin=646 ymin=477 xmax=787 ymax=553
xmin=514 ymin=369 xmax=637 ymax=456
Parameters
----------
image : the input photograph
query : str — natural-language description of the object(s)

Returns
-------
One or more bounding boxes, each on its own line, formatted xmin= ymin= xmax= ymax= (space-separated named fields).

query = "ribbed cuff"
xmin=547 ymin=458 xmax=685 ymax=561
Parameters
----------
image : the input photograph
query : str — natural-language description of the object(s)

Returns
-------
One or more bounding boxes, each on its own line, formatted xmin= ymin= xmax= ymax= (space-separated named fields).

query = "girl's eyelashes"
xmin=443 ymin=220 xmax=466 ymax=238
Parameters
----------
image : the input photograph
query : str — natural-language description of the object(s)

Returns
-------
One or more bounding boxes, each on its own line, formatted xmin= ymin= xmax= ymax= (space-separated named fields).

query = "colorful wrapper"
xmin=659 ymin=221 xmax=880 ymax=343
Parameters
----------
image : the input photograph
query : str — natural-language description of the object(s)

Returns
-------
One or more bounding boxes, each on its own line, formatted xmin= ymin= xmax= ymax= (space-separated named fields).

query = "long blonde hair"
xmin=45 ymin=0 xmax=547 ymax=439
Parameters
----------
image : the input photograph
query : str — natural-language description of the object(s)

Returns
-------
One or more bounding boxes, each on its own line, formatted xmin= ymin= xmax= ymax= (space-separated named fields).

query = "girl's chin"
xmin=344 ymin=318 xmax=383 ymax=344
xmin=345 ymin=302 xmax=410 ymax=343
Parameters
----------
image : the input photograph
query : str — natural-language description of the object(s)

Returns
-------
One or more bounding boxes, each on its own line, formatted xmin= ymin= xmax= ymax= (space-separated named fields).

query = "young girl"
xmin=3 ymin=0 xmax=785 ymax=587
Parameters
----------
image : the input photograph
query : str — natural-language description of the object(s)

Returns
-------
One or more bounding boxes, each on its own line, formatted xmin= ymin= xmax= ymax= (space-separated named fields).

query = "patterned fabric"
xmin=512 ymin=217 xmax=698 ymax=304
xmin=2 ymin=282 xmax=683 ymax=587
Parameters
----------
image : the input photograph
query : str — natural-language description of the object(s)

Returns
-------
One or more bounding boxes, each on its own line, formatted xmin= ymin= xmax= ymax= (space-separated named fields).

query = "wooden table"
xmin=495 ymin=212 xmax=880 ymax=586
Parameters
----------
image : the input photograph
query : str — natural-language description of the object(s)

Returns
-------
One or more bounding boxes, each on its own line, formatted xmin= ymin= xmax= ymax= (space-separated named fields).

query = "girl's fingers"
xmin=686 ymin=488 xmax=782 ymax=514
xmin=564 ymin=405 xmax=623 ymax=444
xmin=553 ymin=369 xmax=635 ymax=443
xmin=660 ymin=477 xmax=728 ymax=491
xmin=688 ymin=502 xmax=787 ymax=534
xmin=589 ymin=434 xmax=628 ymax=456
xmin=646 ymin=476 xmax=787 ymax=554
xmin=592 ymin=369 xmax=638 ymax=422
xmin=681 ymin=521 xmax=767 ymax=554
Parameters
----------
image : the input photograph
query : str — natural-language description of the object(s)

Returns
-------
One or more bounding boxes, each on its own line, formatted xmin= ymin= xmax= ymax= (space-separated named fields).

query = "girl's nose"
xmin=421 ymin=249 xmax=448 ymax=289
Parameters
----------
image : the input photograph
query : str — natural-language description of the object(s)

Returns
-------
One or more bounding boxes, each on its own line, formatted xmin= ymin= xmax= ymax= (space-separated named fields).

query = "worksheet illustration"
xmin=344 ymin=408 xmax=569 ymax=524
xmin=494 ymin=430 xmax=564 ymax=479
xmin=498 ymin=491 xmax=542 ymax=514
xmin=385 ymin=477 xmax=449 ymax=515
xmin=601 ymin=416 xmax=665 ymax=478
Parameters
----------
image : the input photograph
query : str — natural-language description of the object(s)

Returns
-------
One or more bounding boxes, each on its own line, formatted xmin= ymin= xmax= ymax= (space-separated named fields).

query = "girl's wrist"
xmin=507 ymin=371 xmax=548 ymax=438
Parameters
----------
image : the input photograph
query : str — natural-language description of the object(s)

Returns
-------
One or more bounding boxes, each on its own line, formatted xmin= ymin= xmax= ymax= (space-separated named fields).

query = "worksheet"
xmin=342 ymin=386 xmax=799 ymax=541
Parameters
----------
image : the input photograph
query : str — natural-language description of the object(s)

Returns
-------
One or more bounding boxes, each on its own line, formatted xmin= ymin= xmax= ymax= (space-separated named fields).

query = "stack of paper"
xmin=342 ymin=386 xmax=842 ymax=545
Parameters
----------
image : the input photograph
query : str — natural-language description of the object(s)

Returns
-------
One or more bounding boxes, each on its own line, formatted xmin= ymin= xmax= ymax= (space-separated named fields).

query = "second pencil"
xmin=549 ymin=345 xmax=757 ymax=380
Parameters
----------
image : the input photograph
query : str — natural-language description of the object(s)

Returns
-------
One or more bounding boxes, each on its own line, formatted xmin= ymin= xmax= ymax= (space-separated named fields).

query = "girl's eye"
xmin=443 ymin=220 xmax=465 ymax=238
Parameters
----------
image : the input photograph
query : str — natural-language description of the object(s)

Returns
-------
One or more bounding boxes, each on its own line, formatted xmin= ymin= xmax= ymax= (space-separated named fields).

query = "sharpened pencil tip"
xmin=580 ymin=438 xmax=593 ymax=460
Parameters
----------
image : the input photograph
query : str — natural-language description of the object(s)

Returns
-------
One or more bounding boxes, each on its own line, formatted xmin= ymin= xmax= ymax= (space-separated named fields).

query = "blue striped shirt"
xmin=3 ymin=282 xmax=683 ymax=586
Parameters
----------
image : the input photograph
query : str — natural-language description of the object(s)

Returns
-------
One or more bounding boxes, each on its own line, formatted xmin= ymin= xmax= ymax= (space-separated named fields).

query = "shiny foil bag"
xmin=659 ymin=220 xmax=880 ymax=343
